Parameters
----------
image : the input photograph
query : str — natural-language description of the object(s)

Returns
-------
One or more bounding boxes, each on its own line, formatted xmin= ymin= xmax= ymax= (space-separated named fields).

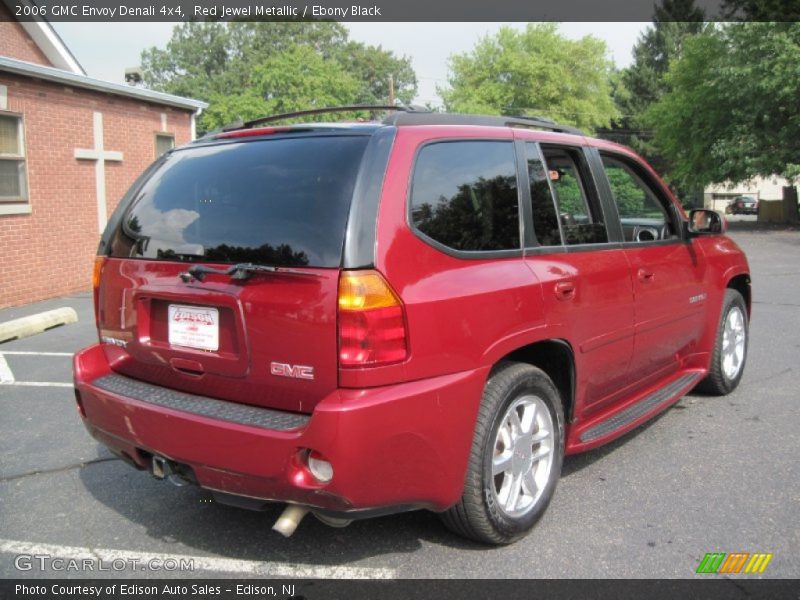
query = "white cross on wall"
xmin=74 ymin=111 xmax=123 ymax=233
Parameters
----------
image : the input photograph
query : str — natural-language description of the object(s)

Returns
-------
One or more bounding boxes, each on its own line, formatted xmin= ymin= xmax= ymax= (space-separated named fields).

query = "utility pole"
xmin=388 ymin=74 xmax=395 ymax=105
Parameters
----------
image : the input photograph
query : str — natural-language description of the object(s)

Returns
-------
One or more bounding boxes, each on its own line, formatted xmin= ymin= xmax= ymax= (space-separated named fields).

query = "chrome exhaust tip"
xmin=151 ymin=455 xmax=168 ymax=480
xmin=272 ymin=505 xmax=310 ymax=537
xmin=151 ymin=455 xmax=189 ymax=487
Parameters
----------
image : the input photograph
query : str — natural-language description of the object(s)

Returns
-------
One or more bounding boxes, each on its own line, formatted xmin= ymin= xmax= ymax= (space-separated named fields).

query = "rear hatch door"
xmin=97 ymin=133 xmax=372 ymax=413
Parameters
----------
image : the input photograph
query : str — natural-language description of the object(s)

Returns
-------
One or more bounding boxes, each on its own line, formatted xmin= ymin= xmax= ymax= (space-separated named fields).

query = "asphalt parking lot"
xmin=1 ymin=227 xmax=798 ymax=579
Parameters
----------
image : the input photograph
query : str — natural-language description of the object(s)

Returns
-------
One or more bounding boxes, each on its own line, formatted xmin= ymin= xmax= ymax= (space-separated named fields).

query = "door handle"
xmin=554 ymin=281 xmax=576 ymax=301
xmin=170 ymin=357 xmax=205 ymax=377
xmin=637 ymin=268 xmax=655 ymax=283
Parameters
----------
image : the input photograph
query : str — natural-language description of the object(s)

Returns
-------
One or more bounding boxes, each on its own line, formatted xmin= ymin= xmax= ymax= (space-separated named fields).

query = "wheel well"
xmin=501 ymin=340 xmax=575 ymax=422
xmin=727 ymin=274 xmax=751 ymax=316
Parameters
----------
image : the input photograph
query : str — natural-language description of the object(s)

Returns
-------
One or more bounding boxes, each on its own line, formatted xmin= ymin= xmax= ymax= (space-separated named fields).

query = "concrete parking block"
xmin=0 ymin=307 xmax=78 ymax=344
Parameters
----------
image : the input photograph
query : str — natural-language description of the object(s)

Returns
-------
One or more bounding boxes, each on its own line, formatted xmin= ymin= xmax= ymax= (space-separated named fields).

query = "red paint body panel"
xmin=75 ymin=344 xmax=487 ymax=511
xmin=524 ymin=249 xmax=635 ymax=413
xmin=96 ymin=258 xmax=339 ymax=413
xmin=76 ymin=122 xmax=751 ymax=515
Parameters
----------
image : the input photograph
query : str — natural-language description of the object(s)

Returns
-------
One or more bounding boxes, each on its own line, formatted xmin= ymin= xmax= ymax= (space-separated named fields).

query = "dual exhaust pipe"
xmin=151 ymin=455 xmax=190 ymax=487
xmin=272 ymin=505 xmax=353 ymax=537
xmin=272 ymin=505 xmax=310 ymax=537
xmin=151 ymin=455 xmax=348 ymax=537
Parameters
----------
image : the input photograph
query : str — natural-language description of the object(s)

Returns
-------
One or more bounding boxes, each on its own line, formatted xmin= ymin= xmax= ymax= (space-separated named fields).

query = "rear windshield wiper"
xmin=179 ymin=263 xmax=319 ymax=283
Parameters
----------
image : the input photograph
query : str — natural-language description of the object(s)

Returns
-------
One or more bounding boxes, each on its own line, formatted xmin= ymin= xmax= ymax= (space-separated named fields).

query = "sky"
xmin=52 ymin=22 xmax=648 ymax=106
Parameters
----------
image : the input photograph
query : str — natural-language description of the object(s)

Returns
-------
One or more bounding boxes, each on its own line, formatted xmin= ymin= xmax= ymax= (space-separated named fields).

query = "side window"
xmin=525 ymin=143 xmax=561 ymax=246
xmin=0 ymin=112 xmax=28 ymax=204
xmin=410 ymin=141 xmax=520 ymax=252
xmin=540 ymin=146 xmax=608 ymax=245
xmin=601 ymin=155 xmax=677 ymax=243
xmin=155 ymin=133 xmax=175 ymax=157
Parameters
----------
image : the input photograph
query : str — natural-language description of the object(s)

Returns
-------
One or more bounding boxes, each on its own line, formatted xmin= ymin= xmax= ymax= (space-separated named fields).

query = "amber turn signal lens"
xmin=92 ymin=256 xmax=106 ymax=291
xmin=338 ymin=270 xmax=401 ymax=311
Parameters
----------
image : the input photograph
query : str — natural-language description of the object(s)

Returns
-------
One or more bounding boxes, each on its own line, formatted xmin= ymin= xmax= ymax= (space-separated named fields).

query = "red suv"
xmin=74 ymin=108 xmax=751 ymax=544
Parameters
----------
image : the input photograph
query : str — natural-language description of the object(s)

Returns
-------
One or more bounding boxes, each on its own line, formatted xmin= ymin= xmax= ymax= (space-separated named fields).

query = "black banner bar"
xmin=1 ymin=579 xmax=800 ymax=600
xmin=3 ymin=0 xmax=800 ymax=22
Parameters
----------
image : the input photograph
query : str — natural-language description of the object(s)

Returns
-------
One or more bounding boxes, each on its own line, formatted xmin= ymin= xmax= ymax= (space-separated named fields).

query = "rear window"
xmin=109 ymin=135 xmax=369 ymax=267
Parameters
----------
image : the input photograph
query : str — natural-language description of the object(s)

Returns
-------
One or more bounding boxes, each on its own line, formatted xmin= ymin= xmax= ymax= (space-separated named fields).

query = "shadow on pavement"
xmin=78 ymin=445 xmax=490 ymax=563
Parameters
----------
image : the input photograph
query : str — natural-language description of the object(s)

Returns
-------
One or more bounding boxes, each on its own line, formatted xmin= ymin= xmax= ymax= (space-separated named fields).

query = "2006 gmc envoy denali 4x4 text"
xmin=74 ymin=107 xmax=751 ymax=544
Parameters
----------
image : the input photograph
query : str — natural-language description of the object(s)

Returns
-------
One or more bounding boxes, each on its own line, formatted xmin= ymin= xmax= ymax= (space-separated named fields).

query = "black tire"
xmin=696 ymin=289 xmax=748 ymax=395
xmin=440 ymin=362 xmax=565 ymax=545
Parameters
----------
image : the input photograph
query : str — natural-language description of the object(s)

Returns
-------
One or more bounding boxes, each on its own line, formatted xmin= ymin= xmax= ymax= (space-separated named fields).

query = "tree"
xmin=438 ymin=24 xmax=618 ymax=133
xmin=646 ymin=23 xmax=800 ymax=190
xmin=619 ymin=0 xmax=706 ymax=117
xmin=605 ymin=0 xmax=706 ymax=177
xmin=140 ymin=22 xmax=417 ymax=133
xmin=201 ymin=46 xmax=362 ymax=131
xmin=720 ymin=0 xmax=800 ymax=20
xmin=336 ymin=41 xmax=417 ymax=106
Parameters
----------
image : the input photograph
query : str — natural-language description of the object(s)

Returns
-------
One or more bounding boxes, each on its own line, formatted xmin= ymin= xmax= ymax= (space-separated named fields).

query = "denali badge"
xmin=270 ymin=362 xmax=314 ymax=380
xmin=689 ymin=293 xmax=708 ymax=304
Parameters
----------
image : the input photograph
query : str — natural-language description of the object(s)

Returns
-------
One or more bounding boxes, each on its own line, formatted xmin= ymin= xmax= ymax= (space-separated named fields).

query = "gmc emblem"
xmin=270 ymin=362 xmax=315 ymax=380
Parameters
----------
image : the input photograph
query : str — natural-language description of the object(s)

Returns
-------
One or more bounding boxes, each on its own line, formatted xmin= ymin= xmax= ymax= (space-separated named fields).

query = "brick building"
xmin=0 ymin=6 xmax=207 ymax=308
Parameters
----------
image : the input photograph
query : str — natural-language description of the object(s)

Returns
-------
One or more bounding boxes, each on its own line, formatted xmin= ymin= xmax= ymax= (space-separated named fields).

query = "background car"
xmin=728 ymin=196 xmax=759 ymax=215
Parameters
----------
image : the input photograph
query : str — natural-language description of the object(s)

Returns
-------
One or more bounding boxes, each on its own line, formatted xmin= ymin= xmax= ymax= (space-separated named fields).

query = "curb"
xmin=0 ymin=307 xmax=79 ymax=343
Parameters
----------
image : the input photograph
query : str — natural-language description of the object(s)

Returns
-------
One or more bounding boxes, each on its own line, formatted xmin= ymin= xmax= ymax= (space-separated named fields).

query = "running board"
xmin=579 ymin=371 xmax=703 ymax=443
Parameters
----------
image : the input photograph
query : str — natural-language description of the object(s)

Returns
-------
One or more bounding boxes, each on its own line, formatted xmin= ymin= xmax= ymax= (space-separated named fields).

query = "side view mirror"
xmin=687 ymin=209 xmax=726 ymax=235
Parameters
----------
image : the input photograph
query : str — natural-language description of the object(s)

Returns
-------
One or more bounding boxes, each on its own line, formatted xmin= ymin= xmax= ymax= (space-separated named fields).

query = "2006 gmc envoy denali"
xmin=74 ymin=106 xmax=751 ymax=544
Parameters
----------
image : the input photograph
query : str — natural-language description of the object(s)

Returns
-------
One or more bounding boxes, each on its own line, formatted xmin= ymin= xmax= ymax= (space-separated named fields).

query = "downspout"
xmin=191 ymin=106 xmax=204 ymax=140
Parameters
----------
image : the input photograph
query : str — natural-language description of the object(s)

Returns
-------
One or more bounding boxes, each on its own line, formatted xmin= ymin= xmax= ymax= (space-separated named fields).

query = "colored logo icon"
xmin=696 ymin=552 xmax=773 ymax=574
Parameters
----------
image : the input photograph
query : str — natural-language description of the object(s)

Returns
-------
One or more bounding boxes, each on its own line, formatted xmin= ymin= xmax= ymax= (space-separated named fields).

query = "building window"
xmin=0 ymin=113 xmax=28 ymax=202
xmin=155 ymin=133 xmax=175 ymax=157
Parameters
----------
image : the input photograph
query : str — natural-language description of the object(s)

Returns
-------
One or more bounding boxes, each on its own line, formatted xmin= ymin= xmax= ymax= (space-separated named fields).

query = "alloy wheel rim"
xmin=490 ymin=395 xmax=555 ymax=518
xmin=722 ymin=306 xmax=746 ymax=380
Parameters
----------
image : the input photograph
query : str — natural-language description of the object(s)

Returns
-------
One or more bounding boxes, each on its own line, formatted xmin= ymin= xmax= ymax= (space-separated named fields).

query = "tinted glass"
xmin=602 ymin=158 xmax=668 ymax=220
xmin=410 ymin=141 xmax=520 ymax=252
xmin=541 ymin=147 xmax=608 ymax=245
xmin=109 ymin=136 xmax=369 ymax=267
xmin=525 ymin=143 xmax=561 ymax=246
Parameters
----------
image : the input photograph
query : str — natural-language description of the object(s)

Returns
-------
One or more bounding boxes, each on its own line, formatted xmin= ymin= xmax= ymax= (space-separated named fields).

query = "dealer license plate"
xmin=168 ymin=304 xmax=219 ymax=351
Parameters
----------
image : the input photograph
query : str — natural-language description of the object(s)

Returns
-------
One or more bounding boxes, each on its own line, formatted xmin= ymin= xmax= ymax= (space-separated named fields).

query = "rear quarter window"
xmin=409 ymin=140 xmax=520 ymax=252
xmin=109 ymin=135 xmax=369 ymax=267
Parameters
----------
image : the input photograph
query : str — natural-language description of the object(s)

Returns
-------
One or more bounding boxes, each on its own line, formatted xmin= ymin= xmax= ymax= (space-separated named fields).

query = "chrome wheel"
xmin=721 ymin=305 xmax=746 ymax=380
xmin=491 ymin=395 xmax=555 ymax=518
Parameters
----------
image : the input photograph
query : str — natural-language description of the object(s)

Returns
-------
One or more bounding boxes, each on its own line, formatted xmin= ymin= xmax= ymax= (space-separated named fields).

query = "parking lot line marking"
xmin=0 ymin=355 xmax=14 ymax=384
xmin=0 ymin=351 xmax=74 ymax=356
xmin=3 ymin=381 xmax=73 ymax=388
xmin=0 ymin=538 xmax=397 ymax=579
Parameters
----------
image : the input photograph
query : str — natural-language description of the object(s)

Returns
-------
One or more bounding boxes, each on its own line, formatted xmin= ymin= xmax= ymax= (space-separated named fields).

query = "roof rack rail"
xmin=220 ymin=104 xmax=431 ymax=132
xmin=382 ymin=111 xmax=584 ymax=135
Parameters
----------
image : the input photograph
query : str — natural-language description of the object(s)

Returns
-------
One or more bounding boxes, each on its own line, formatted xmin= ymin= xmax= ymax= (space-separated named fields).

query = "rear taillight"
xmin=337 ymin=270 xmax=408 ymax=368
xmin=92 ymin=256 xmax=106 ymax=326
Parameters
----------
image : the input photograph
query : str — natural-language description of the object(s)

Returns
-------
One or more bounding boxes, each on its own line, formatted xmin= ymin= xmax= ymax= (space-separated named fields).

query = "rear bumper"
xmin=74 ymin=344 xmax=487 ymax=514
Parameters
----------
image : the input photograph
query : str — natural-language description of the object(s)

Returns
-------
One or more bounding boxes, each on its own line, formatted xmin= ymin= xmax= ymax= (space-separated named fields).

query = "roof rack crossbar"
xmin=235 ymin=105 xmax=418 ymax=130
